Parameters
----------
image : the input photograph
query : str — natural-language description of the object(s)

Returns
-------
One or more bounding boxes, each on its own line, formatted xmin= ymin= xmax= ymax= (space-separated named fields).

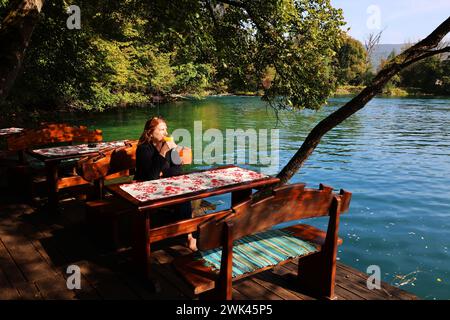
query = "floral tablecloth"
xmin=0 ymin=127 xmax=24 ymax=136
xmin=119 ymin=166 xmax=269 ymax=202
xmin=32 ymin=140 xmax=129 ymax=158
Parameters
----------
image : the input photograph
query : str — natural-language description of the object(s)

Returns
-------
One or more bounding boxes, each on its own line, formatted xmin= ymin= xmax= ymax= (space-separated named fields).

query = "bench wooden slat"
xmin=285 ymin=224 xmax=343 ymax=247
xmin=172 ymin=255 xmax=218 ymax=295
xmin=7 ymin=123 xmax=102 ymax=151
xmin=148 ymin=210 xmax=232 ymax=244
xmin=57 ymin=175 xmax=90 ymax=190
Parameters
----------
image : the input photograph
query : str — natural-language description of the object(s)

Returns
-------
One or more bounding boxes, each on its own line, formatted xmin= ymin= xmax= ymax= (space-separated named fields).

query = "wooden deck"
xmin=0 ymin=193 xmax=418 ymax=300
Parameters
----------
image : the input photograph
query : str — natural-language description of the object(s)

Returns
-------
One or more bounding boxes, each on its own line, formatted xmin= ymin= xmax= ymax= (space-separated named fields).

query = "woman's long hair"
xmin=138 ymin=116 xmax=166 ymax=145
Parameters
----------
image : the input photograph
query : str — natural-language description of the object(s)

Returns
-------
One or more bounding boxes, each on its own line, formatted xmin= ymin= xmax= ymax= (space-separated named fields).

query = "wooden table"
xmin=27 ymin=140 xmax=130 ymax=214
xmin=0 ymin=127 xmax=25 ymax=161
xmin=0 ymin=127 xmax=24 ymax=137
xmin=106 ymin=165 xmax=280 ymax=279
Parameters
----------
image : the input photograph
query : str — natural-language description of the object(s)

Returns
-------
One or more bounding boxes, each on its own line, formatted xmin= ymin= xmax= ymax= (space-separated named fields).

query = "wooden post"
xmin=94 ymin=178 xmax=104 ymax=199
xmin=132 ymin=210 xmax=151 ymax=279
xmin=296 ymin=195 xmax=341 ymax=300
xmin=45 ymin=160 xmax=59 ymax=215
xmin=217 ymin=221 xmax=234 ymax=300
xmin=17 ymin=150 xmax=26 ymax=164
xmin=321 ymin=195 xmax=341 ymax=299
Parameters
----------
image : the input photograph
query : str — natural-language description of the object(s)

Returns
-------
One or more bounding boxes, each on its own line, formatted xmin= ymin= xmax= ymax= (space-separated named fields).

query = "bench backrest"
xmin=78 ymin=140 xmax=138 ymax=182
xmin=197 ymin=183 xmax=351 ymax=251
xmin=6 ymin=123 xmax=103 ymax=151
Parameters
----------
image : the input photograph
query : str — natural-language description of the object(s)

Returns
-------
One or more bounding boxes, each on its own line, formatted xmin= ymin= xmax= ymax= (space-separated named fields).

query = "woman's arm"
xmin=161 ymin=150 xmax=183 ymax=177
xmin=159 ymin=140 xmax=177 ymax=158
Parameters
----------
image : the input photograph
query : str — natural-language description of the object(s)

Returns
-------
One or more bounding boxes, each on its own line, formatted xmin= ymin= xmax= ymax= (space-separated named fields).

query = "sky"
xmin=331 ymin=0 xmax=450 ymax=44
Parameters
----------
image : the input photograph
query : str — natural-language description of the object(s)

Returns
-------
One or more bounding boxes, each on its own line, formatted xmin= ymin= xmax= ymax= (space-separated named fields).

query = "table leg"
xmin=45 ymin=160 xmax=59 ymax=215
xmin=231 ymin=188 xmax=253 ymax=206
xmin=132 ymin=210 xmax=166 ymax=293
xmin=18 ymin=150 xmax=26 ymax=164
xmin=132 ymin=211 xmax=151 ymax=279
xmin=94 ymin=178 xmax=104 ymax=199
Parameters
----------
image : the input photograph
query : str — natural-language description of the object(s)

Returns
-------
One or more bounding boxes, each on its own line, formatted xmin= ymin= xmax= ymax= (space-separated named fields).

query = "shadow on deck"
xmin=0 ymin=195 xmax=418 ymax=300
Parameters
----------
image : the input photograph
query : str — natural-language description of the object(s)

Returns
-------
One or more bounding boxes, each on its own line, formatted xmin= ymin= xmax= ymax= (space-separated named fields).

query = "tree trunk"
xmin=258 ymin=16 xmax=450 ymax=195
xmin=0 ymin=0 xmax=44 ymax=99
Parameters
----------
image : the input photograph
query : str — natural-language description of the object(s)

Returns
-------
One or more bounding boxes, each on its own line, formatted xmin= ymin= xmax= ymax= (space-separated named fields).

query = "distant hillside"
xmin=370 ymin=43 xmax=449 ymax=70
xmin=370 ymin=44 xmax=406 ymax=71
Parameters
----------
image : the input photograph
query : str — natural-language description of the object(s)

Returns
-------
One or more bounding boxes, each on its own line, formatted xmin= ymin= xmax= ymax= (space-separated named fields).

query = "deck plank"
xmin=151 ymin=247 xmax=199 ymax=299
xmin=337 ymin=262 xmax=418 ymax=300
xmin=0 ymin=268 xmax=21 ymax=299
xmin=0 ymin=234 xmax=59 ymax=282
xmin=15 ymin=282 xmax=43 ymax=300
xmin=34 ymin=275 xmax=78 ymax=300
xmin=251 ymin=275 xmax=304 ymax=300
xmin=268 ymin=265 xmax=315 ymax=300
xmin=0 ymin=239 xmax=28 ymax=285
xmin=233 ymin=278 xmax=284 ymax=300
xmin=231 ymin=288 xmax=248 ymax=300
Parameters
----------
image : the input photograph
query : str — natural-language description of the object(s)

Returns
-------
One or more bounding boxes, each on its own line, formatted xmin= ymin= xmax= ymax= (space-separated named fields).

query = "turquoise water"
xmin=60 ymin=96 xmax=450 ymax=299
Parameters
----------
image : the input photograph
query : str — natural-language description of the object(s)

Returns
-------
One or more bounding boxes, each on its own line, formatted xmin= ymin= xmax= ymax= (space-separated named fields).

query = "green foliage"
xmin=399 ymin=55 xmax=450 ymax=95
xmin=334 ymin=85 xmax=366 ymax=95
xmin=173 ymin=63 xmax=215 ymax=95
xmin=4 ymin=0 xmax=345 ymax=111
xmin=0 ymin=0 xmax=9 ymax=14
xmin=335 ymin=34 xmax=368 ymax=86
xmin=244 ymin=0 xmax=345 ymax=109
xmin=376 ymin=50 xmax=402 ymax=92
xmin=381 ymin=86 xmax=408 ymax=97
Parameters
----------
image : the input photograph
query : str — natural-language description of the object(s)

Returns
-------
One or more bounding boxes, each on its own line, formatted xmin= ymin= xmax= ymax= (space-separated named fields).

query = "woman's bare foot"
xmin=187 ymin=233 xmax=198 ymax=252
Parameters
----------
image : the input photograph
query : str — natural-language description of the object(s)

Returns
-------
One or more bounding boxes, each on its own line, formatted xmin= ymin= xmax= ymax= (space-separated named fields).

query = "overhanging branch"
xmin=254 ymin=15 xmax=450 ymax=194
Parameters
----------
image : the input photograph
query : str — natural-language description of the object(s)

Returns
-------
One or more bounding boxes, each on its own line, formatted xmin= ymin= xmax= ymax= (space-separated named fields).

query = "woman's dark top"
xmin=134 ymin=142 xmax=182 ymax=181
xmin=134 ymin=141 xmax=191 ymax=226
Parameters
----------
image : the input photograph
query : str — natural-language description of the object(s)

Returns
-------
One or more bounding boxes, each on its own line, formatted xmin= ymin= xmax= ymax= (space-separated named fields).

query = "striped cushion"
xmin=196 ymin=229 xmax=318 ymax=278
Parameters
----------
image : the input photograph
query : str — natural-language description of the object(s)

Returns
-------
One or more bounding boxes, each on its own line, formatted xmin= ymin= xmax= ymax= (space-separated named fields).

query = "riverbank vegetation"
xmin=0 ymin=1 xmax=449 ymax=117
xmin=1 ymin=0 xmax=345 ymax=112
xmin=333 ymin=35 xmax=450 ymax=98
xmin=1 ymin=0 xmax=446 ymax=114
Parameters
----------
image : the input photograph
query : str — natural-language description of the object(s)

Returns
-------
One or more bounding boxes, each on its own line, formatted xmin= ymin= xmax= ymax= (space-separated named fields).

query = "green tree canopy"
xmin=335 ymin=34 xmax=368 ymax=86
xmin=399 ymin=55 xmax=450 ymax=95
xmin=1 ymin=0 xmax=345 ymax=111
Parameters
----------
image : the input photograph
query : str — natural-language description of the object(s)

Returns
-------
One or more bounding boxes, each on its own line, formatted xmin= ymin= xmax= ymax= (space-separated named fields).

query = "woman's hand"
xmin=159 ymin=140 xmax=177 ymax=157
xmin=165 ymin=140 xmax=177 ymax=150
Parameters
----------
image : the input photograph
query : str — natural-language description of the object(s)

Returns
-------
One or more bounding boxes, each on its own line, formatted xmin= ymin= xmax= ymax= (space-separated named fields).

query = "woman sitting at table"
xmin=135 ymin=116 xmax=197 ymax=251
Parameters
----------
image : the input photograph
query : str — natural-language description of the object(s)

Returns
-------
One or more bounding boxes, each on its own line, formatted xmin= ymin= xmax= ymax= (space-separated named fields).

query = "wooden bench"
xmin=82 ymin=141 xmax=143 ymax=249
xmin=5 ymin=123 xmax=103 ymax=198
xmin=151 ymin=183 xmax=351 ymax=300
xmin=78 ymin=140 xmax=138 ymax=197
xmin=7 ymin=123 xmax=103 ymax=160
